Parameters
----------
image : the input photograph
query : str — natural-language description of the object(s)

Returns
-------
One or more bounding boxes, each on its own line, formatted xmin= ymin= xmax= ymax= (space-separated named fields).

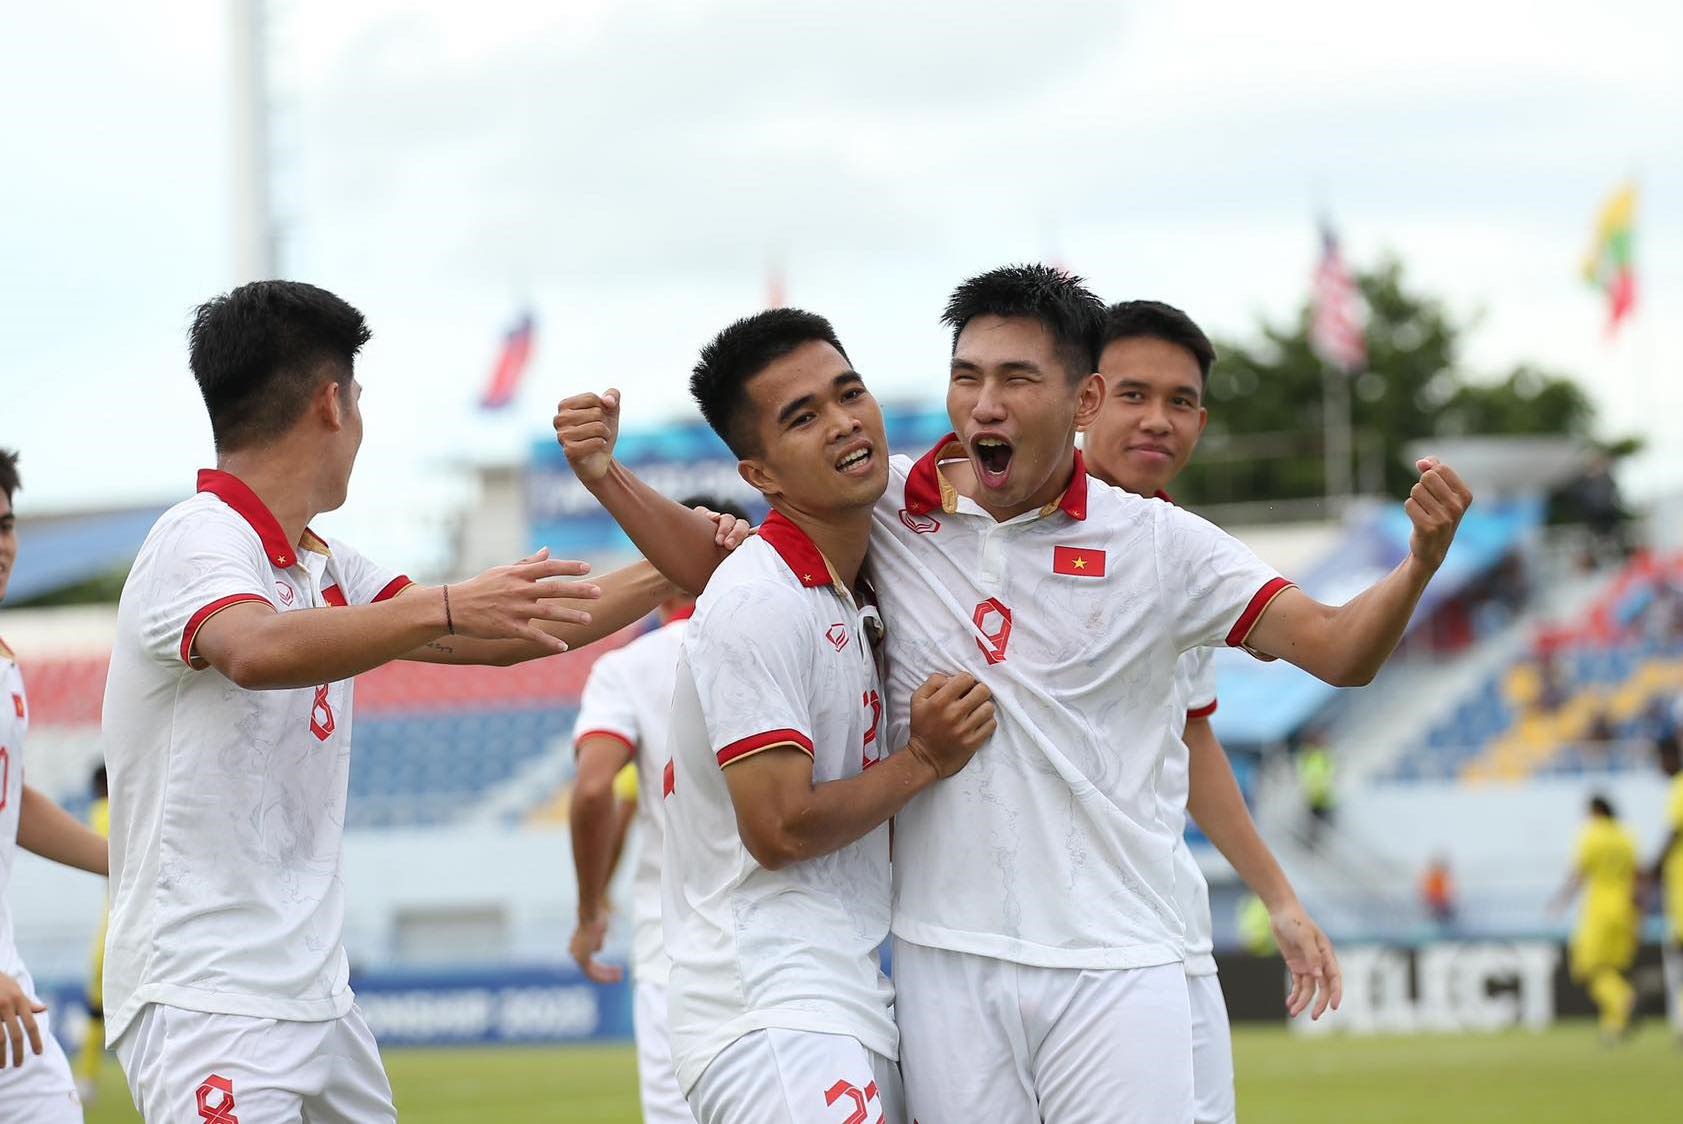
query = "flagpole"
xmin=1321 ymin=359 xmax=1354 ymax=514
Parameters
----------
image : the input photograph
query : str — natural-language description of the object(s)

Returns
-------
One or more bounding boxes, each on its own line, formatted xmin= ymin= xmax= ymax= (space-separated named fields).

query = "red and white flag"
xmin=479 ymin=312 xmax=535 ymax=410
xmin=1310 ymin=224 xmax=1366 ymax=373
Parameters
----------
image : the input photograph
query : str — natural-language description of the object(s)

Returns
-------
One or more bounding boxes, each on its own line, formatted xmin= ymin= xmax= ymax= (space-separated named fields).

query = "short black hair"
xmin=941 ymin=264 xmax=1103 ymax=383
xmin=690 ymin=308 xmax=849 ymax=458
xmin=1100 ymin=299 xmax=1217 ymax=387
xmin=188 ymin=281 xmax=372 ymax=452
xmin=676 ymin=494 xmax=751 ymax=523
xmin=1589 ymin=794 xmax=1616 ymax=818
xmin=0 ymin=448 xmax=17 ymax=504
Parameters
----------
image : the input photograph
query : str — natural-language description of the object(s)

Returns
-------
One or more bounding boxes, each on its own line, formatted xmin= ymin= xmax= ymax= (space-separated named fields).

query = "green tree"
xmin=1175 ymin=255 xmax=1604 ymax=507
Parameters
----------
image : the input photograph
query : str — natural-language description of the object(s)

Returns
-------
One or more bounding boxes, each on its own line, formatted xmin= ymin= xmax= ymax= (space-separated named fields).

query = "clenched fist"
xmin=1405 ymin=458 xmax=1473 ymax=572
xmin=554 ymin=389 xmax=622 ymax=484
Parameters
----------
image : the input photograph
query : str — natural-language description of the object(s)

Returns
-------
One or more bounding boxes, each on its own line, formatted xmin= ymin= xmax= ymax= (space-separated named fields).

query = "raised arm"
xmin=554 ymin=389 xmax=742 ymax=595
xmin=724 ymin=674 xmax=995 ymax=870
xmin=194 ymin=551 xmax=598 ymax=689
xmin=17 ymin=785 xmax=107 ymax=876
xmin=1245 ymin=458 xmax=1472 ymax=686
xmin=1185 ymin=718 xmax=1339 ymax=1018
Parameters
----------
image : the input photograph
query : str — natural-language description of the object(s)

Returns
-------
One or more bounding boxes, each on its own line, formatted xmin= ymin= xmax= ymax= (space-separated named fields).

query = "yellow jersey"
xmin=611 ymin=763 xmax=639 ymax=804
xmin=1575 ymin=817 xmax=1638 ymax=922
xmin=1664 ymin=773 xmax=1683 ymax=933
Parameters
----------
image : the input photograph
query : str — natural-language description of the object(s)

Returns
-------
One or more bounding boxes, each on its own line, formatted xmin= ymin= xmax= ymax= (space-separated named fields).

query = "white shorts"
xmin=634 ymin=980 xmax=697 ymax=1124
xmin=689 ymin=1027 xmax=905 ymax=1124
xmin=0 ymin=1005 xmax=83 ymax=1124
xmin=893 ymin=937 xmax=1194 ymax=1124
xmin=1187 ymin=971 xmax=1236 ymax=1124
xmin=115 ymin=1003 xmax=395 ymax=1124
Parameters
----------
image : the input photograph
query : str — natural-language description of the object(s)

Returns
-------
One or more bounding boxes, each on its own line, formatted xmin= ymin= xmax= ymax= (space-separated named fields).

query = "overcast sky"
xmin=4 ymin=0 xmax=1679 ymax=572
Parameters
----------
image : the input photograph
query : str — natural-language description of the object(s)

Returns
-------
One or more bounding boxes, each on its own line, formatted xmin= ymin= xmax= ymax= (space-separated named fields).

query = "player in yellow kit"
xmin=1647 ymin=735 xmax=1682 ymax=1040
xmin=1553 ymin=794 xmax=1640 ymax=1040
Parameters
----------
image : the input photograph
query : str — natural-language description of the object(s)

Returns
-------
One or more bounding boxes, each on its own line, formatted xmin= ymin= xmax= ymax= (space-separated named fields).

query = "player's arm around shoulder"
xmin=194 ymin=549 xmax=599 ymax=689
xmin=721 ymin=671 xmax=996 ymax=872
xmin=1243 ymin=458 xmax=1473 ymax=687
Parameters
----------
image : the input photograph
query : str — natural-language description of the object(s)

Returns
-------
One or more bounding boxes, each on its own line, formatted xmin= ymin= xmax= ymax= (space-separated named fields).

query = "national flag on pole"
xmin=1053 ymin=545 xmax=1105 ymax=577
xmin=1580 ymin=182 xmax=1637 ymax=335
xmin=1309 ymin=223 xmax=1366 ymax=373
xmin=479 ymin=312 xmax=535 ymax=410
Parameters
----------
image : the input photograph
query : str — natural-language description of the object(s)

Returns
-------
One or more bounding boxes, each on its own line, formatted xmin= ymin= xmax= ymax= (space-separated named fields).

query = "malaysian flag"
xmin=479 ymin=311 xmax=536 ymax=411
xmin=1310 ymin=223 xmax=1366 ymax=373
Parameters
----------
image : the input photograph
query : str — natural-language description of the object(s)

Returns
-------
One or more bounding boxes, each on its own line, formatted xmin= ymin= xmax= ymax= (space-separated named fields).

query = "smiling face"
xmin=1082 ymin=335 xmax=1208 ymax=498
xmin=947 ymin=315 xmax=1103 ymax=520
xmin=737 ymin=339 xmax=890 ymax=517
xmin=0 ymin=490 xmax=16 ymax=603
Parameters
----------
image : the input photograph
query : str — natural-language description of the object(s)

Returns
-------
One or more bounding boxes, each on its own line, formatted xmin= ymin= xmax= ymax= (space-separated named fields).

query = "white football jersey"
xmin=0 ymin=639 xmax=29 ymax=986
xmin=869 ymin=438 xmax=1289 ymax=970
xmin=571 ymin=614 xmax=689 ymax=986
xmin=661 ymin=512 xmax=895 ymax=1094
xmin=102 ymin=470 xmax=411 ymax=1044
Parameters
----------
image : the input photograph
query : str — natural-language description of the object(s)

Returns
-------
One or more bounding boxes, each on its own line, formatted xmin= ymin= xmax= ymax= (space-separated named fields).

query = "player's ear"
xmin=1073 ymin=371 xmax=1105 ymax=430
xmin=316 ymin=377 xmax=346 ymax=432
xmin=738 ymin=458 xmax=781 ymax=501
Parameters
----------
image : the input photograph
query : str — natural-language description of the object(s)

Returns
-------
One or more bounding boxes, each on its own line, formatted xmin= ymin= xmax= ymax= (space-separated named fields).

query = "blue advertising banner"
xmin=38 ymin=966 xmax=636 ymax=1052
xmin=527 ymin=402 xmax=952 ymax=557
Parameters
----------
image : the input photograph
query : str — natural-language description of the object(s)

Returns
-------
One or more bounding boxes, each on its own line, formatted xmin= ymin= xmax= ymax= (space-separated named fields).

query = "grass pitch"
xmin=83 ymin=1020 xmax=1680 ymax=1122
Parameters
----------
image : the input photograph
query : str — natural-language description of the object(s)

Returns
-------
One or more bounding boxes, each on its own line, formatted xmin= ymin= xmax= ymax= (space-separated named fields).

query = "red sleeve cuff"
xmin=180 ymin=594 xmax=274 ymax=667
xmin=717 ymin=728 xmax=815 ymax=767
xmin=575 ymin=729 xmax=636 ymax=760
xmin=374 ymin=576 xmax=414 ymax=603
xmin=1186 ymin=699 xmax=1218 ymax=720
xmin=1225 ymin=578 xmax=1295 ymax=649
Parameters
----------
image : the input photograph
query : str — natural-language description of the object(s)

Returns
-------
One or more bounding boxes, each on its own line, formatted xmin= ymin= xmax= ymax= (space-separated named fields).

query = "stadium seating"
xmin=1395 ymin=552 xmax=1683 ymax=783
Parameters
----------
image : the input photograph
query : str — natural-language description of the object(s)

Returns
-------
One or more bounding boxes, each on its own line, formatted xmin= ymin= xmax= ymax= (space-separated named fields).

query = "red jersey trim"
xmin=758 ymin=512 xmax=835 ymax=590
xmin=904 ymin=433 xmax=1089 ymax=520
xmin=322 ymin=584 xmax=349 ymax=607
xmin=180 ymin=593 xmax=274 ymax=667
xmin=666 ymin=604 xmax=697 ymax=624
xmin=662 ymin=759 xmax=676 ymax=797
xmin=373 ymin=576 xmax=414 ymax=603
xmin=716 ymin=728 xmax=815 ymax=767
xmin=1225 ymin=578 xmax=1295 ymax=649
xmin=1186 ymin=699 xmax=1219 ymax=720
xmin=196 ymin=469 xmax=324 ymax=571
xmin=574 ymin=728 xmax=636 ymax=760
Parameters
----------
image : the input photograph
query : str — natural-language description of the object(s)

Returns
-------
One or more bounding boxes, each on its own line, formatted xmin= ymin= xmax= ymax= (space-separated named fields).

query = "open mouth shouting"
xmin=972 ymin=433 xmax=1014 ymax=490
xmin=835 ymin=439 xmax=876 ymax=478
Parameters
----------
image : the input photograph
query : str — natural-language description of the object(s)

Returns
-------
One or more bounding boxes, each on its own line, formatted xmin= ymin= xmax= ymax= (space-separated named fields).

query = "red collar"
xmin=197 ymin=469 xmax=303 ymax=570
xmin=903 ymin=432 xmax=1089 ymax=521
xmin=1154 ymin=489 xmax=1174 ymax=504
xmin=758 ymin=510 xmax=838 ymax=589
xmin=666 ymin=604 xmax=697 ymax=623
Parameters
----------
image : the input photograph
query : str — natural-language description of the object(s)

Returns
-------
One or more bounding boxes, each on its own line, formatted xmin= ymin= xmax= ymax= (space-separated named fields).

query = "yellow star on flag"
xmin=1071 ymin=555 xmax=1087 ymax=570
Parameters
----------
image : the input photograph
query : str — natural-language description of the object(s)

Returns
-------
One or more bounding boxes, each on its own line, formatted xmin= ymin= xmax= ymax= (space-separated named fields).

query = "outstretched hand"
xmin=447 ymin=549 xmax=599 ymax=654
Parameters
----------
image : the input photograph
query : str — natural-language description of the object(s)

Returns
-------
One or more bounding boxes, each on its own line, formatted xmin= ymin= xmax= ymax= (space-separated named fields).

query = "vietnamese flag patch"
xmin=1053 ymin=546 xmax=1105 ymax=577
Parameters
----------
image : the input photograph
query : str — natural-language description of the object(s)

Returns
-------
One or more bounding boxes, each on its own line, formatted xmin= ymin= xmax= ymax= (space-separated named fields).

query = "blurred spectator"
xmin=1297 ymin=733 xmax=1337 ymax=847
xmin=1420 ymin=855 xmax=1458 ymax=931
xmin=1570 ymin=455 xmax=1631 ymax=566
xmin=1537 ymin=652 xmax=1569 ymax=712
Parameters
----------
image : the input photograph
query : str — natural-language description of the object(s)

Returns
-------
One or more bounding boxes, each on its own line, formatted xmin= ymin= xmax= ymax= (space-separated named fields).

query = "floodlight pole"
xmin=231 ymin=0 xmax=276 ymax=283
